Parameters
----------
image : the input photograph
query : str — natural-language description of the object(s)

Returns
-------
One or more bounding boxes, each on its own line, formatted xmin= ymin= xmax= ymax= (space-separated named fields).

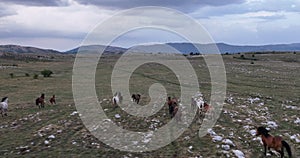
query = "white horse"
xmin=191 ymin=92 xmax=209 ymax=124
xmin=191 ymin=92 xmax=205 ymax=114
xmin=112 ymin=92 xmax=122 ymax=107
xmin=0 ymin=97 xmax=8 ymax=117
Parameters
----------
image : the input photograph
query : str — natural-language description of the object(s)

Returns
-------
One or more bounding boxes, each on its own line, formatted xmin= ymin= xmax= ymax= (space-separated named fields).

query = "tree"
xmin=41 ymin=69 xmax=53 ymax=77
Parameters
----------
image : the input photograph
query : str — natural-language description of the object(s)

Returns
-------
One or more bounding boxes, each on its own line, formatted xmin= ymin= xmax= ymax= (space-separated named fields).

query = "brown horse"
xmin=173 ymin=105 xmax=182 ymax=122
xmin=36 ymin=93 xmax=45 ymax=108
xmin=49 ymin=95 xmax=56 ymax=105
xmin=167 ymin=97 xmax=179 ymax=118
xmin=256 ymin=126 xmax=292 ymax=158
xmin=131 ymin=94 xmax=141 ymax=104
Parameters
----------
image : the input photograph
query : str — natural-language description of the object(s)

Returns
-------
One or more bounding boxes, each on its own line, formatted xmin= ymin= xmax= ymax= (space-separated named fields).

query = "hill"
xmin=65 ymin=45 xmax=127 ymax=54
xmin=0 ymin=45 xmax=61 ymax=54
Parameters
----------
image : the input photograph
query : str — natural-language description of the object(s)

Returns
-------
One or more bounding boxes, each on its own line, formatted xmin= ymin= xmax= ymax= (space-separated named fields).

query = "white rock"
xmin=184 ymin=136 xmax=190 ymax=140
xmin=207 ymin=128 xmax=217 ymax=136
xmin=232 ymin=150 xmax=245 ymax=158
xmin=221 ymin=144 xmax=230 ymax=151
xmin=142 ymin=138 xmax=151 ymax=143
xmin=70 ymin=111 xmax=78 ymax=116
xmin=248 ymin=97 xmax=260 ymax=104
xmin=48 ymin=135 xmax=55 ymax=139
xmin=294 ymin=118 xmax=300 ymax=124
xmin=222 ymin=139 xmax=235 ymax=146
xmin=189 ymin=146 xmax=193 ymax=150
xmin=258 ymin=102 xmax=264 ymax=106
xmin=290 ymin=134 xmax=300 ymax=143
xmin=212 ymin=136 xmax=223 ymax=142
xmin=115 ymin=114 xmax=121 ymax=119
xmin=265 ymin=121 xmax=278 ymax=129
xmin=44 ymin=140 xmax=50 ymax=145
xmin=249 ymin=129 xmax=257 ymax=136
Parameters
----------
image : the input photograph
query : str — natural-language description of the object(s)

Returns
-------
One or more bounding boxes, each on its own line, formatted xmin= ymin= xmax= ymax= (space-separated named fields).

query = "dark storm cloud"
xmin=74 ymin=0 xmax=245 ymax=12
xmin=0 ymin=0 xmax=63 ymax=6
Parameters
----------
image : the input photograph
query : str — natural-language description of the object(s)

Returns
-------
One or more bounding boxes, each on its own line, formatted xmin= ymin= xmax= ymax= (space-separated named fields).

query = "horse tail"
xmin=113 ymin=98 xmax=117 ymax=105
xmin=282 ymin=140 xmax=292 ymax=157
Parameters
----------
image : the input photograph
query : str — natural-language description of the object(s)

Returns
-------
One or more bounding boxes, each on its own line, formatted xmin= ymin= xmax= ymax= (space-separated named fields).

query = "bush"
xmin=41 ymin=69 xmax=53 ymax=77
xmin=9 ymin=73 xmax=14 ymax=78
xmin=33 ymin=74 xmax=39 ymax=79
xmin=25 ymin=73 xmax=30 ymax=77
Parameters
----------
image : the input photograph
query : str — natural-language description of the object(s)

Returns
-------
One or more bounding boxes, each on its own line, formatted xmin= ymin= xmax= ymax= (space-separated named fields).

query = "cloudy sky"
xmin=0 ymin=0 xmax=299 ymax=51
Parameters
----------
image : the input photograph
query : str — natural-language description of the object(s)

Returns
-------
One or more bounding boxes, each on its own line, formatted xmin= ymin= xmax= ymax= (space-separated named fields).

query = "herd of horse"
xmin=35 ymin=93 xmax=56 ymax=108
xmin=0 ymin=92 xmax=293 ymax=157
xmin=111 ymin=92 xmax=292 ymax=158
xmin=0 ymin=94 xmax=56 ymax=116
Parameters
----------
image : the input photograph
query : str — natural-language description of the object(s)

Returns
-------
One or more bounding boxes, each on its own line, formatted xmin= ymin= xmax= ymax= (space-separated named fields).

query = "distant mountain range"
xmin=130 ymin=43 xmax=300 ymax=54
xmin=1 ymin=43 xmax=300 ymax=55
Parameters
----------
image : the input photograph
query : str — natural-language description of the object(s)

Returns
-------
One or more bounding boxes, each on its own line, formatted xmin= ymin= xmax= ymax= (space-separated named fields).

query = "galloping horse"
xmin=173 ymin=104 xmax=182 ymax=122
xmin=256 ymin=126 xmax=292 ymax=158
xmin=49 ymin=95 xmax=56 ymax=105
xmin=36 ymin=93 xmax=45 ymax=108
xmin=0 ymin=97 xmax=8 ymax=117
xmin=112 ymin=92 xmax=122 ymax=107
xmin=167 ymin=97 xmax=178 ymax=117
xmin=191 ymin=95 xmax=214 ymax=122
xmin=131 ymin=94 xmax=141 ymax=104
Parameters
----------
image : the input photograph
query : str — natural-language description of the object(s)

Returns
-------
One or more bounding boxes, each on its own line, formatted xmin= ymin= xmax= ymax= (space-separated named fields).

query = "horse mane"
xmin=1 ymin=97 xmax=8 ymax=102
xmin=257 ymin=126 xmax=270 ymax=137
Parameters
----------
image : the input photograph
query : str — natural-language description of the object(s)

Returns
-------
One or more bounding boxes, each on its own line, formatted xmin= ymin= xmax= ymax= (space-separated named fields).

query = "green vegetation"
xmin=41 ymin=69 xmax=53 ymax=77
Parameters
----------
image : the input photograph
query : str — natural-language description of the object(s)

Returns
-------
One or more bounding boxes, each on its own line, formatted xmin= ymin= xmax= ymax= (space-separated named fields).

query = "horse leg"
xmin=268 ymin=147 xmax=274 ymax=155
xmin=280 ymin=147 xmax=284 ymax=158
xmin=264 ymin=145 xmax=267 ymax=156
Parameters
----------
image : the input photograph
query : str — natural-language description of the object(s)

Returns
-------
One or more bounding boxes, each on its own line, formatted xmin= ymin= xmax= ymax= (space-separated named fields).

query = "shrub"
xmin=25 ymin=73 xmax=30 ymax=77
xmin=9 ymin=73 xmax=14 ymax=78
xmin=33 ymin=74 xmax=39 ymax=79
xmin=41 ymin=69 xmax=53 ymax=77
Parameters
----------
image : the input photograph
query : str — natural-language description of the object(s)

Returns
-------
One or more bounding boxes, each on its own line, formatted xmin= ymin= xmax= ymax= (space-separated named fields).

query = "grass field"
xmin=0 ymin=52 xmax=299 ymax=157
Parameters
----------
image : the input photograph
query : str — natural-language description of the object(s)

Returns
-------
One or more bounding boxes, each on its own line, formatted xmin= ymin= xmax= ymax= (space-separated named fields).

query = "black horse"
xmin=131 ymin=94 xmax=141 ymax=104
xmin=36 ymin=93 xmax=45 ymax=108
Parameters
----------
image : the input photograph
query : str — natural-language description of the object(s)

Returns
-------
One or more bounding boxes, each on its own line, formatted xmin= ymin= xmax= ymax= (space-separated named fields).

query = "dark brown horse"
xmin=131 ymin=94 xmax=141 ymax=104
xmin=49 ymin=95 xmax=56 ymax=105
xmin=256 ymin=126 xmax=292 ymax=158
xmin=36 ymin=93 xmax=45 ymax=108
xmin=167 ymin=97 xmax=179 ymax=118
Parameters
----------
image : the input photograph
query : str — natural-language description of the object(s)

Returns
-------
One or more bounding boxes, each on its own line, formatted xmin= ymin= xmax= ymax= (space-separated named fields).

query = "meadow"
xmin=0 ymin=52 xmax=299 ymax=157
